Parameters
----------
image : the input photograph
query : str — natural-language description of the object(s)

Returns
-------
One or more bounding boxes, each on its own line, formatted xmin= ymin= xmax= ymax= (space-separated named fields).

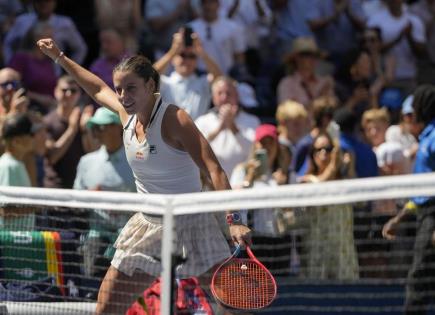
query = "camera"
xmin=183 ymin=26 xmax=194 ymax=47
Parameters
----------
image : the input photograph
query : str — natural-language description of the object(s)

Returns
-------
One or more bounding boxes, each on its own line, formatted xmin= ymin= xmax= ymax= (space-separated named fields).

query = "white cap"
xmin=401 ymin=95 xmax=414 ymax=115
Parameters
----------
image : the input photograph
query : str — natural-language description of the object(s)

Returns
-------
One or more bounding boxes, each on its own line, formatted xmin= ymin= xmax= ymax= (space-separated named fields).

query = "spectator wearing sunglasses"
xmin=43 ymin=75 xmax=95 ymax=188
xmin=153 ymin=28 xmax=221 ymax=120
xmin=299 ymin=132 xmax=359 ymax=280
xmin=277 ymin=37 xmax=336 ymax=110
xmin=74 ymin=107 xmax=135 ymax=280
xmin=0 ymin=67 xmax=29 ymax=116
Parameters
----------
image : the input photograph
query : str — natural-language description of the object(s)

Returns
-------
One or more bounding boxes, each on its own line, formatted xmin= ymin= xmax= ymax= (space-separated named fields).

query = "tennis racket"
xmin=210 ymin=244 xmax=277 ymax=310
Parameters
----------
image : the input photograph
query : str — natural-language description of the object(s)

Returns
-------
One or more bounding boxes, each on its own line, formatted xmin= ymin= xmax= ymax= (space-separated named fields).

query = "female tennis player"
xmin=37 ymin=38 xmax=252 ymax=314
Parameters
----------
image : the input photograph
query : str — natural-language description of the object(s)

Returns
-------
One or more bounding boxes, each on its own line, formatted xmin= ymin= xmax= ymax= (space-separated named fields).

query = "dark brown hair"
xmin=113 ymin=55 xmax=160 ymax=92
xmin=307 ymin=132 xmax=337 ymax=177
xmin=413 ymin=84 xmax=435 ymax=125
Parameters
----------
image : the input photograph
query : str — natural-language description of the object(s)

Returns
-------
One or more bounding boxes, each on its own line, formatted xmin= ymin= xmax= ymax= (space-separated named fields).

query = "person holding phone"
xmin=298 ymin=132 xmax=359 ymax=280
xmin=36 ymin=37 xmax=251 ymax=314
xmin=230 ymin=124 xmax=292 ymax=275
xmin=0 ymin=67 xmax=29 ymax=116
xmin=153 ymin=27 xmax=222 ymax=120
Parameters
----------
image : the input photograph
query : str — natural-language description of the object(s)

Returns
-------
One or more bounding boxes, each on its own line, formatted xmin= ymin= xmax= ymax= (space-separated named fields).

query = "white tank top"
xmin=123 ymin=97 xmax=201 ymax=194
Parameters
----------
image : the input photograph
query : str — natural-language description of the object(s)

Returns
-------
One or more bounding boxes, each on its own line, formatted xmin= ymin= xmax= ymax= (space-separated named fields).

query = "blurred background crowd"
xmin=0 ymin=0 xmax=434 ymax=300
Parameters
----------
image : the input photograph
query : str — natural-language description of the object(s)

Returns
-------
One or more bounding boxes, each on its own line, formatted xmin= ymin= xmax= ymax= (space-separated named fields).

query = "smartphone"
xmin=184 ymin=26 xmax=194 ymax=47
xmin=254 ymin=148 xmax=268 ymax=177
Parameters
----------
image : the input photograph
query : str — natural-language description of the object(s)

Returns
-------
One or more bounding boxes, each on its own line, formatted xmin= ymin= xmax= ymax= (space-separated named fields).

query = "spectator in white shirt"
xmin=153 ymin=29 xmax=222 ymax=120
xmin=195 ymin=76 xmax=260 ymax=176
xmin=189 ymin=0 xmax=247 ymax=75
xmin=367 ymin=0 xmax=426 ymax=94
xmin=219 ymin=0 xmax=272 ymax=50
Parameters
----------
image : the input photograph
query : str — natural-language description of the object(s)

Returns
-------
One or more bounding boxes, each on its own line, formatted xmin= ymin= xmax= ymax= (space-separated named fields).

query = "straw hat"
xmin=284 ymin=37 xmax=327 ymax=63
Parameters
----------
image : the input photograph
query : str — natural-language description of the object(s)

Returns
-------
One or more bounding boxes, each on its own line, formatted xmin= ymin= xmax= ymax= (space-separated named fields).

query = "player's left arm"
xmin=164 ymin=105 xmax=229 ymax=191
xmin=163 ymin=106 xmax=252 ymax=245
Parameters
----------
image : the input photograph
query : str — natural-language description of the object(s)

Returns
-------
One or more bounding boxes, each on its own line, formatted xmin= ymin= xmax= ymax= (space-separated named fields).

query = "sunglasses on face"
xmin=179 ymin=52 xmax=197 ymax=60
xmin=0 ymin=80 xmax=21 ymax=90
xmin=314 ymin=146 xmax=334 ymax=154
xmin=61 ymin=88 xmax=79 ymax=94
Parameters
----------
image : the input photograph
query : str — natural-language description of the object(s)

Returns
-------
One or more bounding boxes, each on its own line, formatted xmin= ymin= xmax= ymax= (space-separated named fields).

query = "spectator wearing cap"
xmin=195 ymin=76 xmax=260 ymax=176
xmin=0 ymin=112 xmax=35 ymax=229
xmin=277 ymin=37 xmax=336 ymax=110
xmin=74 ymin=107 xmax=135 ymax=279
xmin=230 ymin=123 xmax=292 ymax=276
xmin=153 ymin=28 xmax=221 ymax=120
xmin=74 ymin=107 xmax=135 ymax=193
xmin=385 ymin=95 xmax=423 ymax=165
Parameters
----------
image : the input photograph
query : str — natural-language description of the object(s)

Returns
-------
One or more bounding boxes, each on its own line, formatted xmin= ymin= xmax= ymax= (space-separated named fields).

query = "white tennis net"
xmin=0 ymin=173 xmax=434 ymax=314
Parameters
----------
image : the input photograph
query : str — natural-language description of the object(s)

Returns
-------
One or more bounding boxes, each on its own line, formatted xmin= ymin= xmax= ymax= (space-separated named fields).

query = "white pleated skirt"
xmin=111 ymin=212 xmax=231 ymax=278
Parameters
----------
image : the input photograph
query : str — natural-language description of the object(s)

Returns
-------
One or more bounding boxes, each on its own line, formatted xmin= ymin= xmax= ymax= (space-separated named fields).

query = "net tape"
xmin=0 ymin=173 xmax=434 ymax=215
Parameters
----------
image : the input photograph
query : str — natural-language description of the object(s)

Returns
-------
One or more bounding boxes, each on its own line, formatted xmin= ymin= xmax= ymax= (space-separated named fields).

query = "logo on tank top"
xmin=149 ymin=145 xmax=157 ymax=154
xmin=136 ymin=151 xmax=144 ymax=160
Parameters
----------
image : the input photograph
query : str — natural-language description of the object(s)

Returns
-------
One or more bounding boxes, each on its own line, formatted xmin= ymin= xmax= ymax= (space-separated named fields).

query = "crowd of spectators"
xmin=0 ymin=0 xmax=434 ymax=303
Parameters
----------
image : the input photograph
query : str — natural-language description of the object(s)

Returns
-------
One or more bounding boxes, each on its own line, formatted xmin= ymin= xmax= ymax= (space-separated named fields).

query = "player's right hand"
xmin=36 ymin=38 xmax=61 ymax=61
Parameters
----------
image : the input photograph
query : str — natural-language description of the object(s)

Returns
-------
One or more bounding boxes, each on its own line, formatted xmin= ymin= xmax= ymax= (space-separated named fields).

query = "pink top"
xmin=8 ymin=52 xmax=58 ymax=96
xmin=277 ymin=72 xmax=335 ymax=109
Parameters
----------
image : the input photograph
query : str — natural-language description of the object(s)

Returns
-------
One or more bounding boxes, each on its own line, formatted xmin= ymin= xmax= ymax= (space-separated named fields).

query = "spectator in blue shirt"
xmin=383 ymin=84 xmax=435 ymax=314
xmin=334 ymin=107 xmax=378 ymax=178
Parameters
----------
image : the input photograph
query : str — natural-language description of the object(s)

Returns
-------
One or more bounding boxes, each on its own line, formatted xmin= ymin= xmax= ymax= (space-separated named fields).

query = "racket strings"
xmin=214 ymin=259 xmax=275 ymax=309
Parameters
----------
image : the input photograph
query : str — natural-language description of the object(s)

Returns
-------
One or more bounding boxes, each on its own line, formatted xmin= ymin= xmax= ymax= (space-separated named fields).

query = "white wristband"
xmin=54 ymin=51 xmax=64 ymax=64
